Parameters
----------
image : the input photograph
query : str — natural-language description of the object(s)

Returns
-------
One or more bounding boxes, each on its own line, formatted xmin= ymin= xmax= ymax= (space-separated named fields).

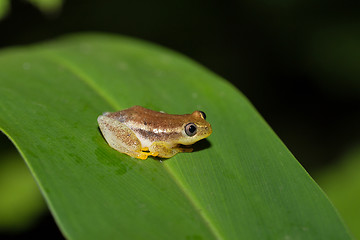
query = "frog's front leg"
xmin=98 ymin=115 xmax=152 ymax=160
xmin=149 ymin=142 xmax=192 ymax=158
xmin=176 ymin=146 xmax=193 ymax=153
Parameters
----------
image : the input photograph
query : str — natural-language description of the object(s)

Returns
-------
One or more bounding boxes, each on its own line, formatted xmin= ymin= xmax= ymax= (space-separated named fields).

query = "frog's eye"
xmin=185 ymin=123 xmax=197 ymax=136
xmin=199 ymin=111 xmax=206 ymax=120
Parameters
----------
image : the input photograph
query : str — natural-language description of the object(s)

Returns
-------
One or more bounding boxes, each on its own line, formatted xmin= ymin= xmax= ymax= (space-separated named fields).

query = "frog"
xmin=97 ymin=105 xmax=212 ymax=160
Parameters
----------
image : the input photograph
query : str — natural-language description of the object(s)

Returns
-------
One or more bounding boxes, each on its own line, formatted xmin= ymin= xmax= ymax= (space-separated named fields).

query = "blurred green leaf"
xmin=0 ymin=0 xmax=63 ymax=21
xmin=26 ymin=0 xmax=62 ymax=15
xmin=0 ymin=33 xmax=352 ymax=239
xmin=315 ymin=146 xmax=360 ymax=239
xmin=0 ymin=0 xmax=10 ymax=20
xmin=0 ymin=150 xmax=45 ymax=231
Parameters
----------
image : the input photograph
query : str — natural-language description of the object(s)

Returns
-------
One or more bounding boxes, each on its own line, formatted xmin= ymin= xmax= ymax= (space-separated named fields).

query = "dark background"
xmin=1 ymin=0 xmax=359 ymax=238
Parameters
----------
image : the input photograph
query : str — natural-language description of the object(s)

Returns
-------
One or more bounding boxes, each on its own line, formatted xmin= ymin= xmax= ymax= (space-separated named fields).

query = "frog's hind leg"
xmin=98 ymin=115 xmax=151 ymax=160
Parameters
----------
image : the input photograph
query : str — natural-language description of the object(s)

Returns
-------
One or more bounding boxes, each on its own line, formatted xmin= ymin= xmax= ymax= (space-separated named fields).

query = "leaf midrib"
xmin=41 ymin=50 xmax=225 ymax=240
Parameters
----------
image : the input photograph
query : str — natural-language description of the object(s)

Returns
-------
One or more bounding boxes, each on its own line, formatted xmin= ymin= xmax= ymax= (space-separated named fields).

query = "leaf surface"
xmin=0 ymin=34 xmax=351 ymax=239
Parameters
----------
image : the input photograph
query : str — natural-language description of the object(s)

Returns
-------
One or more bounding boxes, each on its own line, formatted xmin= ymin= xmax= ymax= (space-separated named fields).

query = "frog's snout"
xmin=206 ymin=125 xmax=213 ymax=137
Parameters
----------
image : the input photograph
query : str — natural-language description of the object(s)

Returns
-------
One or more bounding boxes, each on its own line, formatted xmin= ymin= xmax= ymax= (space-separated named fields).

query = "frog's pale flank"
xmin=97 ymin=106 xmax=212 ymax=160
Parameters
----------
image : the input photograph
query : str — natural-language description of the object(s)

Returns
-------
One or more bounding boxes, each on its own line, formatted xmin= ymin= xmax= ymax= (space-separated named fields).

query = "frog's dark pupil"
xmin=199 ymin=111 xmax=206 ymax=120
xmin=185 ymin=123 xmax=197 ymax=136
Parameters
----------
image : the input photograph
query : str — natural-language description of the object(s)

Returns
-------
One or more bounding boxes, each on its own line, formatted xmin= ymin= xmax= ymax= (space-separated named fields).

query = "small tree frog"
xmin=97 ymin=106 xmax=212 ymax=160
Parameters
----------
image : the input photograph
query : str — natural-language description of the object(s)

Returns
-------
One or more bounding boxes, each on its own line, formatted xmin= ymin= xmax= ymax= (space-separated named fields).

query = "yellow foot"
xmin=134 ymin=150 xmax=159 ymax=160
xmin=136 ymin=152 xmax=151 ymax=160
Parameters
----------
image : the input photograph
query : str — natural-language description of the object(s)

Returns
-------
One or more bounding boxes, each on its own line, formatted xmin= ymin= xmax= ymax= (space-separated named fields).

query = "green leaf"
xmin=0 ymin=33 xmax=352 ymax=239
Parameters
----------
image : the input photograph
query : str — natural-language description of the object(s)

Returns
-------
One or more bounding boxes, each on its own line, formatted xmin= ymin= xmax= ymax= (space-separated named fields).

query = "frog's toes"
xmin=152 ymin=152 xmax=159 ymax=157
xmin=136 ymin=152 xmax=151 ymax=160
xmin=141 ymin=147 xmax=149 ymax=152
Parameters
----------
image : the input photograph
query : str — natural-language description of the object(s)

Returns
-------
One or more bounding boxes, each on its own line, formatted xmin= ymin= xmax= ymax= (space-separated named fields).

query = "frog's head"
xmin=178 ymin=111 xmax=212 ymax=145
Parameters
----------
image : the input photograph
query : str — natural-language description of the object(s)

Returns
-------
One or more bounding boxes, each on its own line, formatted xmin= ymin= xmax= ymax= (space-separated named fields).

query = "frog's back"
xmin=111 ymin=106 xmax=186 ymax=128
xmin=102 ymin=106 xmax=149 ymax=123
xmin=107 ymin=106 xmax=185 ymax=144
